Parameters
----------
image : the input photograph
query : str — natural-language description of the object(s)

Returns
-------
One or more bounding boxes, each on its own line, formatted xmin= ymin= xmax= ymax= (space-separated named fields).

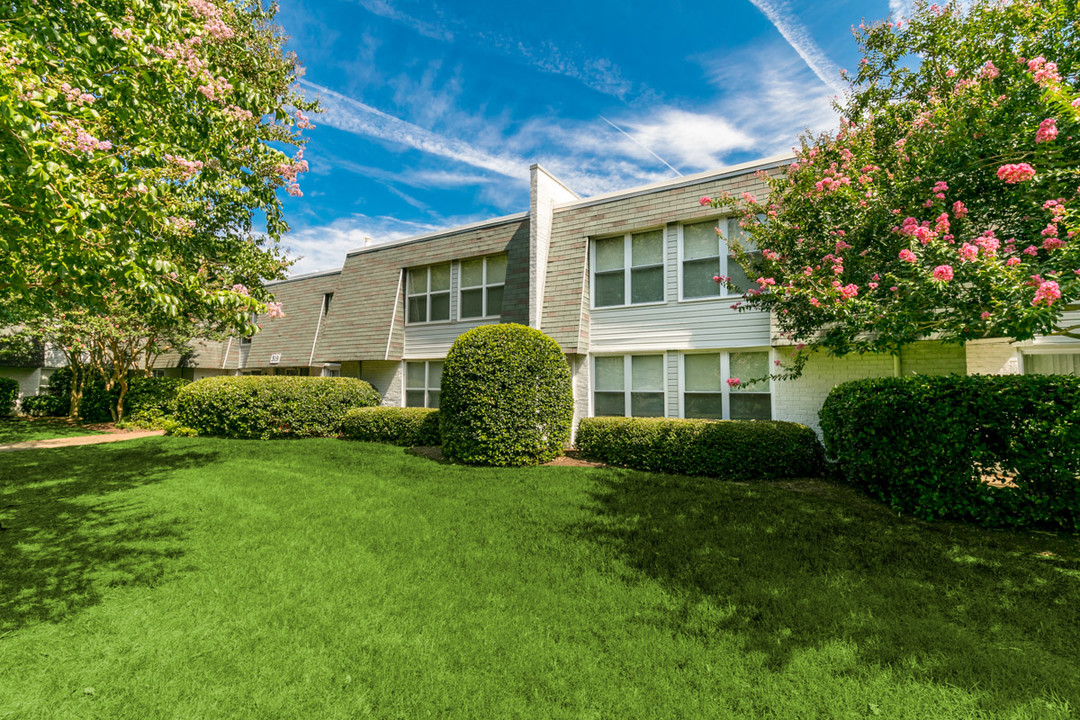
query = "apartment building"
xmin=8 ymin=155 xmax=1078 ymax=429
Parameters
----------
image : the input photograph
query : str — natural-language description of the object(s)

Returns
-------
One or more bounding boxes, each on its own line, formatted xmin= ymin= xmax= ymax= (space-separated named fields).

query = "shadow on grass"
xmin=0 ymin=440 xmax=218 ymax=632
xmin=579 ymin=471 xmax=1080 ymax=709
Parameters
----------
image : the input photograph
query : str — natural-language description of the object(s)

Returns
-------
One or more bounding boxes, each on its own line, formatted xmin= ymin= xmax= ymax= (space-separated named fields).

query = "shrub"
xmin=820 ymin=374 xmax=1080 ymax=531
xmin=126 ymin=376 xmax=191 ymax=417
xmin=576 ymin=417 xmax=824 ymax=480
xmin=440 ymin=324 xmax=573 ymax=466
xmin=175 ymin=376 xmax=381 ymax=439
xmin=341 ymin=407 xmax=441 ymax=446
xmin=19 ymin=394 xmax=64 ymax=417
xmin=0 ymin=378 xmax=18 ymax=416
xmin=44 ymin=367 xmax=115 ymax=422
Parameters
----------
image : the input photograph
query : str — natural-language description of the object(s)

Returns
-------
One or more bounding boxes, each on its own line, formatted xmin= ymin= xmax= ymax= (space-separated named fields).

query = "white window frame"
xmin=678 ymin=217 xmax=761 ymax=302
xmin=457 ymin=254 xmax=506 ymax=321
xmin=405 ymin=263 xmax=452 ymax=326
xmin=589 ymin=228 xmax=666 ymax=310
xmin=677 ymin=349 xmax=772 ymax=420
xmin=591 ymin=353 xmax=666 ymax=417
xmin=403 ymin=359 xmax=443 ymax=408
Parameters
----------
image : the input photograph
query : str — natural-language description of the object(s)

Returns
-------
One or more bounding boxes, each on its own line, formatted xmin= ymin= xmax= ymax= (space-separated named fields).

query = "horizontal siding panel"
xmin=404 ymin=320 xmax=494 ymax=358
xmin=589 ymin=303 xmax=770 ymax=352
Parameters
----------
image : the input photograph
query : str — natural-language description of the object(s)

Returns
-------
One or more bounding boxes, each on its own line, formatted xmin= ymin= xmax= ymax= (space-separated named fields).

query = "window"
xmin=683 ymin=351 xmax=771 ymax=420
xmin=322 ymin=292 xmax=333 ymax=316
xmin=240 ymin=311 xmax=257 ymax=344
xmin=680 ymin=218 xmax=759 ymax=299
xmin=592 ymin=229 xmax=665 ymax=308
xmin=459 ymin=255 xmax=506 ymax=320
xmin=593 ymin=354 xmax=665 ymax=417
xmin=405 ymin=360 xmax=443 ymax=408
xmin=406 ymin=263 xmax=451 ymax=324
xmin=1024 ymin=352 xmax=1080 ymax=375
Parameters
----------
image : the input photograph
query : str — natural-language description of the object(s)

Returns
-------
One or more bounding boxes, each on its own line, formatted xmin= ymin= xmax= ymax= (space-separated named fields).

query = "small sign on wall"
xmin=269 ymin=353 xmax=281 ymax=365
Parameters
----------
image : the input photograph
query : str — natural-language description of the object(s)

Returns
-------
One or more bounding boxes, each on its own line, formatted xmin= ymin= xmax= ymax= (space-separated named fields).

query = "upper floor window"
xmin=682 ymin=350 xmax=771 ymax=420
xmin=407 ymin=263 xmax=451 ymax=324
xmin=593 ymin=354 xmax=665 ymax=417
xmin=680 ymin=218 xmax=758 ymax=300
xmin=459 ymin=254 xmax=506 ymax=320
xmin=592 ymin=229 xmax=664 ymax=308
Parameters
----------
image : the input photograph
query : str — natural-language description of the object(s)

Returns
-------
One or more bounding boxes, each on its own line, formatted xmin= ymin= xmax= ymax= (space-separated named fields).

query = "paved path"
xmin=0 ymin=430 xmax=165 ymax=453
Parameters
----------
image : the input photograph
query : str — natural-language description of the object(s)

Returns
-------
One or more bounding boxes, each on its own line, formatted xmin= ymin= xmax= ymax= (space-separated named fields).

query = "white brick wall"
xmin=772 ymin=350 xmax=895 ymax=434
xmin=361 ymin=360 xmax=403 ymax=407
xmin=0 ymin=367 xmax=43 ymax=408
xmin=965 ymin=339 xmax=1020 ymax=375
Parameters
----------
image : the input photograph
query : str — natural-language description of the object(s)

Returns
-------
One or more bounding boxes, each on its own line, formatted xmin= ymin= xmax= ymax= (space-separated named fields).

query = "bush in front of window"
xmin=0 ymin=377 xmax=18 ymax=416
xmin=821 ymin=375 xmax=1080 ymax=531
xmin=175 ymin=376 xmax=381 ymax=439
xmin=576 ymin=417 xmax=823 ymax=480
xmin=341 ymin=407 xmax=441 ymax=446
xmin=440 ymin=324 xmax=574 ymax=466
xmin=19 ymin=394 xmax=65 ymax=417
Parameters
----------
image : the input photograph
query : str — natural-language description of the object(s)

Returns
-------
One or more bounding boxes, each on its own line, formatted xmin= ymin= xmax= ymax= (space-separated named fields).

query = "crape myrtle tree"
xmin=705 ymin=0 xmax=1080 ymax=378
xmin=0 ymin=0 xmax=311 ymax=329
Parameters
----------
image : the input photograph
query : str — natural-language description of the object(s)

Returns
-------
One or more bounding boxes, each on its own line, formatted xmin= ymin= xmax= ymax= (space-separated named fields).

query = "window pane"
xmin=730 ymin=351 xmax=769 ymax=391
xmin=685 ymin=353 xmax=722 ymax=391
xmin=406 ymin=362 xmax=426 ymax=389
xmin=683 ymin=221 xmax=719 ymax=260
xmin=630 ymin=392 xmax=665 ymax=418
xmin=730 ymin=393 xmax=771 ymax=421
xmin=430 ymin=263 xmax=451 ymax=292
xmin=461 ymin=258 xmax=484 ymax=288
xmin=726 ymin=253 xmax=753 ymax=295
xmin=405 ymin=390 xmax=426 ymax=408
xmin=631 ymin=266 xmax=664 ymax=304
xmin=486 ymin=286 xmax=504 ymax=316
xmin=594 ymin=271 xmax=625 ymax=307
xmin=631 ymin=355 xmax=664 ymax=392
xmin=407 ymin=296 xmax=427 ymax=323
xmin=594 ymin=392 xmax=625 ymax=417
xmin=683 ymin=258 xmax=722 ymax=299
xmin=429 ymin=361 xmax=443 ymax=389
xmin=594 ymin=356 xmax=625 ymax=392
xmin=407 ymin=267 xmax=427 ymax=294
xmin=1025 ymin=353 xmax=1080 ymax=375
xmin=632 ymin=230 xmax=664 ymax=267
xmin=427 ymin=390 xmax=440 ymax=409
xmin=460 ymin=288 xmax=483 ymax=318
xmin=486 ymin=255 xmax=507 ymax=284
xmin=684 ymin=393 xmax=724 ymax=419
xmin=430 ymin=292 xmax=450 ymax=322
xmin=727 ymin=217 xmax=758 ymax=252
xmin=594 ymin=236 xmax=625 ymax=272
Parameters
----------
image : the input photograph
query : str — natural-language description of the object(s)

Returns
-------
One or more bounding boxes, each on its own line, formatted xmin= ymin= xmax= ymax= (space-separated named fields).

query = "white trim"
xmin=385 ymin=269 xmax=403 ymax=361
xmin=268 ymin=268 xmax=342 ymax=286
xmin=591 ymin=352 xmax=666 ymax=417
xmin=346 ymin=212 xmax=529 ymax=257
xmin=403 ymin=359 xmax=443 ymax=408
xmin=590 ymin=228 xmax=666 ymax=310
xmin=405 ymin=262 xmax=453 ymax=326
xmin=679 ymin=348 xmax=773 ymax=421
xmin=457 ymin=254 xmax=507 ymax=321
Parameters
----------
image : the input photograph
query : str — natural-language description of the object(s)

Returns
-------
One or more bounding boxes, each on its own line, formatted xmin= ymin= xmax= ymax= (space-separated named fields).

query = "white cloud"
xmin=746 ymin=0 xmax=845 ymax=95
xmin=889 ymin=0 xmax=915 ymax=19
xmin=281 ymin=215 xmax=440 ymax=276
xmin=352 ymin=0 xmax=453 ymax=41
xmin=620 ymin=109 xmax=756 ymax=170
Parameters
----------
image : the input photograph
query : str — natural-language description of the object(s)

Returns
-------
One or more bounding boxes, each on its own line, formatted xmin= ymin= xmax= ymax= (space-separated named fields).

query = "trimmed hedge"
xmin=175 ymin=376 xmax=381 ymax=439
xmin=126 ymin=376 xmax=191 ymax=416
xmin=19 ymin=394 xmax=64 ymax=417
xmin=441 ymin=324 xmax=574 ymax=466
xmin=0 ymin=377 xmax=17 ymax=416
xmin=577 ymin=417 xmax=824 ymax=480
xmin=341 ymin=407 xmax=441 ymax=446
xmin=820 ymin=374 xmax=1080 ymax=531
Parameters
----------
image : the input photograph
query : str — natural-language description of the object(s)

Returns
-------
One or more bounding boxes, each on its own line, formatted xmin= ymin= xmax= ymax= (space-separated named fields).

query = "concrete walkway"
xmin=0 ymin=430 xmax=165 ymax=453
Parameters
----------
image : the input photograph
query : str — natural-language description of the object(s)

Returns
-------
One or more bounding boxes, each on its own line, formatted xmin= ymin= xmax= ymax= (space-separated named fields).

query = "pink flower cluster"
xmin=204 ymin=17 xmax=234 ymax=41
xmin=167 ymin=216 xmax=196 ymax=233
xmin=838 ymin=283 xmax=859 ymax=300
xmin=59 ymin=82 xmax=95 ymax=105
xmin=1036 ymin=118 xmax=1058 ymax=143
xmin=980 ymin=61 xmax=1000 ymax=79
xmin=932 ymin=265 xmax=954 ymax=282
xmin=295 ymin=111 xmax=315 ymax=130
xmin=186 ymin=0 xmax=222 ymax=20
xmin=149 ymin=37 xmax=207 ymax=78
xmin=164 ymin=154 xmax=204 ymax=180
xmin=1028 ymin=56 xmax=1062 ymax=86
xmin=899 ymin=249 xmax=917 ymax=263
xmin=231 ymin=283 xmax=249 ymax=296
xmin=1032 ymin=280 xmax=1062 ymax=306
xmin=899 ymin=216 xmax=937 ymax=244
xmin=111 ymin=26 xmax=134 ymax=41
xmin=223 ymin=104 xmax=254 ymax=123
xmin=52 ymin=120 xmax=112 ymax=154
xmin=276 ymin=149 xmax=309 ymax=197
xmin=699 ymin=196 xmax=712 ymax=206
xmin=931 ymin=180 xmax=948 ymax=199
xmin=997 ymin=163 xmax=1035 ymax=183
xmin=952 ymin=200 xmax=968 ymax=218
xmin=726 ymin=378 xmax=741 ymax=388
xmin=762 ymin=249 xmax=780 ymax=261
xmin=267 ymin=302 xmax=286 ymax=319
xmin=198 ymin=75 xmax=233 ymax=102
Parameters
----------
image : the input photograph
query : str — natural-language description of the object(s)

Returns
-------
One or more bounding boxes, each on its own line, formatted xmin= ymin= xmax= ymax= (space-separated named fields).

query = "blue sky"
xmin=274 ymin=0 xmax=915 ymax=274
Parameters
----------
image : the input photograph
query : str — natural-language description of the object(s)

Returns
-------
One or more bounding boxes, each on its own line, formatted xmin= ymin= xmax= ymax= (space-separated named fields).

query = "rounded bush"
xmin=126 ymin=376 xmax=191 ymax=417
xmin=576 ymin=417 xmax=823 ymax=480
xmin=440 ymin=324 xmax=573 ymax=466
xmin=0 ymin=377 xmax=18 ymax=416
xmin=341 ymin=407 xmax=441 ymax=446
xmin=175 ymin=376 xmax=381 ymax=439
xmin=820 ymin=374 xmax=1080 ymax=531
xmin=19 ymin=394 xmax=64 ymax=417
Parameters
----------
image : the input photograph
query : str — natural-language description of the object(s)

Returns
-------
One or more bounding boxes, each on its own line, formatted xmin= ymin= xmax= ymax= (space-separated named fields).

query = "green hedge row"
xmin=820 ymin=374 xmax=1080 ymax=531
xmin=576 ymin=417 xmax=824 ymax=480
xmin=340 ymin=407 xmax=441 ymax=446
xmin=0 ymin=377 xmax=17 ymax=416
xmin=175 ymin=376 xmax=381 ymax=439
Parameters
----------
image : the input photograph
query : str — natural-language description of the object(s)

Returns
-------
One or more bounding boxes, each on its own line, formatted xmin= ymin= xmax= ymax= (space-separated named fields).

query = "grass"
xmin=0 ymin=417 xmax=105 ymax=444
xmin=0 ymin=437 xmax=1077 ymax=719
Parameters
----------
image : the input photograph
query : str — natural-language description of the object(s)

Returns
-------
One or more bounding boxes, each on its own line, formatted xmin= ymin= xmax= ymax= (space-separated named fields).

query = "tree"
xmin=0 ymin=0 xmax=312 ymax=330
xmin=708 ymin=0 xmax=1080 ymax=375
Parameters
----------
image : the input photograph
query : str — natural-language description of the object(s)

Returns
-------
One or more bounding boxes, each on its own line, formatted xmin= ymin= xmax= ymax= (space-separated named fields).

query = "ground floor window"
xmin=592 ymin=354 xmax=665 ymax=417
xmin=682 ymin=350 xmax=771 ymax=420
xmin=1023 ymin=351 xmax=1080 ymax=375
xmin=405 ymin=360 xmax=443 ymax=408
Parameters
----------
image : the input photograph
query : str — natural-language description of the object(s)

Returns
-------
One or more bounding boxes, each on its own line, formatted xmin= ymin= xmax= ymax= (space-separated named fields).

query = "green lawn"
xmin=0 ymin=438 xmax=1077 ymax=719
xmin=0 ymin=417 xmax=104 ymax=444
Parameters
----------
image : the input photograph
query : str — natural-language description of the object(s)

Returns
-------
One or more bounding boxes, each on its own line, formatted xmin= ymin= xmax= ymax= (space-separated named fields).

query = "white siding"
xmin=0 ymin=367 xmax=43 ymax=406
xmin=404 ymin=319 xmax=494 ymax=358
xmin=771 ymin=349 xmax=896 ymax=434
xmin=568 ymin=353 xmax=590 ymax=440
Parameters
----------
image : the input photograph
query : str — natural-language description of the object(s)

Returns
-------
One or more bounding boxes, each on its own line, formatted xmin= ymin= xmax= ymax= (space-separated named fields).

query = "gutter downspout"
xmin=893 ymin=352 xmax=901 ymax=377
xmin=385 ymin=269 xmax=403 ymax=361
xmin=222 ymin=338 xmax=233 ymax=370
xmin=308 ymin=302 xmax=325 ymax=367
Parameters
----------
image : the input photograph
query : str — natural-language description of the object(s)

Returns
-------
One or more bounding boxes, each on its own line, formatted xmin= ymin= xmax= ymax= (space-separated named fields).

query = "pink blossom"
xmin=741 ymin=192 xmax=757 ymax=204
xmin=868 ymin=282 xmax=878 ymax=289
xmin=932 ymin=265 xmax=954 ymax=282
xmin=899 ymin=249 xmax=917 ymax=262
xmin=1023 ymin=245 xmax=1039 ymax=256
xmin=699 ymin=196 xmax=712 ymax=206
xmin=1043 ymin=238 xmax=1065 ymax=250
xmin=204 ymin=17 xmax=234 ymax=41
xmin=295 ymin=111 xmax=315 ymax=130
xmin=186 ymin=0 xmax=223 ymax=20
xmin=945 ymin=68 xmax=957 ymax=78
xmin=1028 ymin=56 xmax=1062 ymax=86
xmin=976 ymin=232 xmax=1000 ymax=255
xmin=231 ymin=283 xmax=249 ymax=296
xmin=112 ymin=26 xmax=134 ymax=41
xmin=762 ymin=249 xmax=780 ymax=261
xmin=839 ymin=283 xmax=859 ymax=300
xmin=266 ymin=302 xmax=286 ymax=319
xmin=1032 ymin=280 xmax=1062 ymax=306
xmin=164 ymin=154 xmax=204 ymax=180
xmin=727 ymin=378 xmax=741 ymax=388
xmin=1006 ymin=257 xmax=1022 ymax=266
xmin=980 ymin=61 xmax=1000 ymax=79
xmin=959 ymin=243 xmax=979 ymax=262
xmin=167 ymin=216 xmax=196 ymax=233
xmin=997 ymin=163 xmax=1036 ymax=183
xmin=223 ymin=104 xmax=255 ymax=123
xmin=932 ymin=181 xmax=948 ymax=194
xmin=981 ymin=311 xmax=992 ymax=319
xmin=1036 ymin=118 xmax=1058 ymax=143
xmin=286 ymin=183 xmax=303 ymax=197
